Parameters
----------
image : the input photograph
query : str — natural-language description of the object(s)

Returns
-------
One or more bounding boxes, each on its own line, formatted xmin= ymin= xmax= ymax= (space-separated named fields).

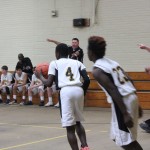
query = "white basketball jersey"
xmin=93 ymin=58 xmax=136 ymax=101
xmin=48 ymin=58 xmax=86 ymax=88
xmin=15 ymin=72 xmax=26 ymax=84
xmin=1 ymin=72 xmax=12 ymax=85
xmin=32 ymin=74 xmax=42 ymax=85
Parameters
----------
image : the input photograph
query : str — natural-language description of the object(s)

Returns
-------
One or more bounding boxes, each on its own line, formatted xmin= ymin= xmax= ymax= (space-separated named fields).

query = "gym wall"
xmin=0 ymin=0 xmax=150 ymax=71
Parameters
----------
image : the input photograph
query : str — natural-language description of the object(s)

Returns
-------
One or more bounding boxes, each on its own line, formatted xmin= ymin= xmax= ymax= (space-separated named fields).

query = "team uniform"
xmin=29 ymin=74 xmax=44 ymax=95
xmin=93 ymin=57 xmax=138 ymax=146
xmin=48 ymin=58 xmax=85 ymax=127
xmin=15 ymin=72 xmax=29 ymax=92
xmin=0 ymin=73 xmax=12 ymax=93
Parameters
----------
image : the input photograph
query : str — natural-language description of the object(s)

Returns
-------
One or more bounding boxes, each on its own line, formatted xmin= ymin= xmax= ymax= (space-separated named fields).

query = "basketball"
xmin=36 ymin=62 xmax=49 ymax=79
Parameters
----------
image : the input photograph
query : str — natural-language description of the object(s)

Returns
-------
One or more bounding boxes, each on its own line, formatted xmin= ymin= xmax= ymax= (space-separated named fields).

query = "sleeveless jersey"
xmin=15 ymin=72 xmax=26 ymax=84
xmin=1 ymin=72 xmax=12 ymax=85
xmin=93 ymin=57 xmax=136 ymax=102
xmin=48 ymin=58 xmax=86 ymax=88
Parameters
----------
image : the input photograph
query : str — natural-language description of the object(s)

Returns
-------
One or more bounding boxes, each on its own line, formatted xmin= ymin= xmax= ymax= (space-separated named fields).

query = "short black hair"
xmin=56 ymin=43 xmax=69 ymax=57
xmin=16 ymin=65 xmax=23 ymax=70
xmin=72 ymin=38 xmax=79 ymax=42
xmin=1 ymin=65 xmax=8 ymax=71
xmin=88 ymin=36 xmax=106 ymax=58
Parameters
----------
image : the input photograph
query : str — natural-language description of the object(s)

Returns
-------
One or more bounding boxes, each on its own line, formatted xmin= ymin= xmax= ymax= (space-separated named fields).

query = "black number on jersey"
xmin=66 ymin=67 xmax=74 ymax=81
xmin=112 ymin=66 xmax=129 ymax=84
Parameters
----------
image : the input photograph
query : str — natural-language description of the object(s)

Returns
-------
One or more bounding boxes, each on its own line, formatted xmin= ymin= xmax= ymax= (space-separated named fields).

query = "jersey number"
xmin=66 ymin=67 xmax=74 ymax=81
xmin=112 ymin=66 xmax=129 ymax=84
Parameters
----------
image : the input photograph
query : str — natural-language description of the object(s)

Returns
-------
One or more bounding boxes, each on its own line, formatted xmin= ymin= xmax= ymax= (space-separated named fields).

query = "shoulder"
xmin=24 ymin=57 xmax=31 ymax=61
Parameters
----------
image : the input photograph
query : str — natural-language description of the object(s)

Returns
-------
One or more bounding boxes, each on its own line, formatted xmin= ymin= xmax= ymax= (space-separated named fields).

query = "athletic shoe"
xmin=80 ymin=146 xmax=90 ymax=150
xmin=45 ymin=101 xmax=53 ymax=107
xmin=9 ymin=100 xmax=17 ymax=105
xmin=54 ymin=102 xmax=59 ymax=108
xmin=0 ymin=99 xmax=3 ymax=103
xmin=5 ymin=99 xmax=10 ymax=104
xmin=20 ymin=101 xmax=25 ymax=106
xmin=139 ymin=122 xmax=150 ymax=133
xmin=39 ymin=101 xmax=44 ymax=106
xmin=25 ymin=101 xmax=33 ymax=105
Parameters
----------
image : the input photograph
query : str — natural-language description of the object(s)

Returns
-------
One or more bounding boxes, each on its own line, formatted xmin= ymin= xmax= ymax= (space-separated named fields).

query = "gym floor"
xmin=0 ymin=105 xmax=149 ymax=150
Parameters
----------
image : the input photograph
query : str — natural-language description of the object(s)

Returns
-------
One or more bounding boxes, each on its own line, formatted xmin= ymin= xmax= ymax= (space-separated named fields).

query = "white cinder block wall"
xmin=0 ymin=0 xmax=150 ymax=71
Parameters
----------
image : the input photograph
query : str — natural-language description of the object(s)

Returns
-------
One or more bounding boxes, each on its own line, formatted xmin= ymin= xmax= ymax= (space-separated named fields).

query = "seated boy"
xmin=9 ymin=65 xmax=28 ymax=105
xmin=0 ymin=66 xmax=12 ymax=104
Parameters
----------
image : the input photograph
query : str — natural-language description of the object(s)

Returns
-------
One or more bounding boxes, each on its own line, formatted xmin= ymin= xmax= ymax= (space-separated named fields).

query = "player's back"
xmin=51 ymin=58 xmax=85 ymax=88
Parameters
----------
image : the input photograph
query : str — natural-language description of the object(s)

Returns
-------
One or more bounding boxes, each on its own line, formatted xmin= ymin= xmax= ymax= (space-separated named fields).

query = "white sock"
xmin=48 ymin=97 xmax=53 ymax=103
xmin=40 ymin=96 xmax=44 ymax=101
xmin=7 ymin=95 xmax=10 ymax=99
xmin=22 ymin=96 xmax=26 ymax=100
xmin=13 ymin=95 xmax=16 ymax=99
xmin=29 ymin=96 xmax=32 ymax=101
xmin=0 ymin=95 xmax=2 ymax=99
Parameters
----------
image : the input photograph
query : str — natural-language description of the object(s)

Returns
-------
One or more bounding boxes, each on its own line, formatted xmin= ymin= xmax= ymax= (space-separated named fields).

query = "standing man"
xmin=88 ymin=36 xmax=143 ymax=150
xmin=36 ymin=43 xmax=90 ymax=150
xmin=47 ymin=38 xmax=84 ymax=63
xmin=138 ymin=44 xmax=150 ymax=133
xmin=0 ymin=66 xmax=12 ymax=104
xmin=16 ymin=53 xmax=33 ymax=80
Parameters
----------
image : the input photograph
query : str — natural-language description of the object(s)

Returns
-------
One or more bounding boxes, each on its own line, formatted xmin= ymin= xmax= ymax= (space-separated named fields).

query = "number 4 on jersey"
xmin=66 ymin=67 xmax=74 ymax=81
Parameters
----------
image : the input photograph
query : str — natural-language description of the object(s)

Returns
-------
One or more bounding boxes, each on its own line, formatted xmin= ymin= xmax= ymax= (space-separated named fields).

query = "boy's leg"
xmin=122 ymin=141 xmax=143 ymax=150
xmin=75 ymin=122 xmax=88 ymax=148
xmin=45 ymin=87 xmax=53 ymax=106
xmin=39 ymin=88 xmax=44 ymax=106
xmin=0 ymin=90 xmax=3 ymax=103
xmin=9 ymin=85 xmax=17 ymax=104
xmin=6 ymin=86 xmax=11 ymax=104
xmin=66 ymin=125 xmax=79 ymax=150
xmin=26 ymin=87 xmax=33 ymax=105
xmin=22 ymin=85 xmax=27 ymax=103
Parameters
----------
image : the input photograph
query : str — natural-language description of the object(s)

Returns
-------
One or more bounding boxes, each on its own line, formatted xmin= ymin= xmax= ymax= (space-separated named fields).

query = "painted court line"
xmin=0 ymin=135 xmax=67 ymax=150
xmin=0 ymin=123 xmax=64 ymax=130
xmin=0 ymin=130 xmax=91 ymax=150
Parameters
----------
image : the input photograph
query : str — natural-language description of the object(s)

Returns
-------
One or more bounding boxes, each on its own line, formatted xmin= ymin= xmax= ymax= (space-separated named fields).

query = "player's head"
xmin=16 ymin=65 xmax=23 ymax=75
xmin=55 ymin=43 xmax=69 ymax=59
xmin=88 ymin=36 xmax=106 ymax=62
xmin=18 ymin=53 xmax=24 ymax=62
xmin=72 ymin=38 xmax=79 ymax=49
xmin=1 ymin=65 xmax=8 ymax=74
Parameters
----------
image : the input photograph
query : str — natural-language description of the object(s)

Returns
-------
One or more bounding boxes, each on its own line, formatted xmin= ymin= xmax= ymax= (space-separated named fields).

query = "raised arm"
xmin=47 ymin=38 xmax=61 ymax=45
xmin=93 ymin=67 xmax=134 ymax=128
xmin=139 ymin=44 xmax=150 ymax=52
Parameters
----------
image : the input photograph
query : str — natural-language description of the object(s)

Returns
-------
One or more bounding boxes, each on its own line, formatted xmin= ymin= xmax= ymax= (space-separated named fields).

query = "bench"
xmin=0 ymin=71 xmax=150 ymax=109
xmin=85 ymin=72 xmax=150 ymax=109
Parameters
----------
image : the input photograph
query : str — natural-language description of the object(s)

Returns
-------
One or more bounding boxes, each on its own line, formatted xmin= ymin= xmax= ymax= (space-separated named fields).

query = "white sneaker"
xmin=20 ymin=101 xmax=25 ymax=106
xmin=9 ymin=100 xmax=17 ymax=105
xmin=54 ymin=102 xmax=59 ymax=108
xmin=45 ymin=101 xmax=53 ymax=107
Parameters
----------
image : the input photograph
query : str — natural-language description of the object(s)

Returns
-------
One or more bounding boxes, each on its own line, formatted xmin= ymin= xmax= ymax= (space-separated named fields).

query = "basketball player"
xmin=9 ymin=65 xmax=28 ymax=105
xmin=0 ymin=66 xmax=12 ymax=104
xmin=138 ymin=44 xmax=150 ymax=132
xmin=87 ymin=36 xmax=143 ymax=150
xmin=35 ymin=43 xmax=90 ymax=150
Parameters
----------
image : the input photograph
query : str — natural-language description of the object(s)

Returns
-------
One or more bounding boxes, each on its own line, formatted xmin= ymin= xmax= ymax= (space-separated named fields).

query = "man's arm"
xmin=80 ymin=69 xmax=90 ymax=95
xmin=93 ymin=67 xmax=134 ymax=128
xmin=139 ymin=44 xmax=150 ymax=52
xmin=35 ymin=71 xmax=55 ymax=87
xmin=47 ymin=39 xmax=61 ymax=45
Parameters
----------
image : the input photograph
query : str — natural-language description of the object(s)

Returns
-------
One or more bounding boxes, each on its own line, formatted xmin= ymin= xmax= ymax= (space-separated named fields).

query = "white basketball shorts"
xmin=60 ymin=86 xmax=85 ymax=127
xmin=110 ymin=93 xmax=139 ymax=146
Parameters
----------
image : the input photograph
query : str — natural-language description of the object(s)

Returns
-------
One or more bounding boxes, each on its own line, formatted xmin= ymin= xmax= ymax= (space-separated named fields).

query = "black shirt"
xmin=68 ymin=46 xmax=84 ymax=63
xmin=16 ymin=57 xmax=33 ymax=75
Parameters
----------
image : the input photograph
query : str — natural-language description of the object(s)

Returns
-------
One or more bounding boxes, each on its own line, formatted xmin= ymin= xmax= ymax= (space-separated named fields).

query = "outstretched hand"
xmin=47 ymin=38 xmax=54 ymax=43
xmin=138 ymin=44 xmax=147 ymax=49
